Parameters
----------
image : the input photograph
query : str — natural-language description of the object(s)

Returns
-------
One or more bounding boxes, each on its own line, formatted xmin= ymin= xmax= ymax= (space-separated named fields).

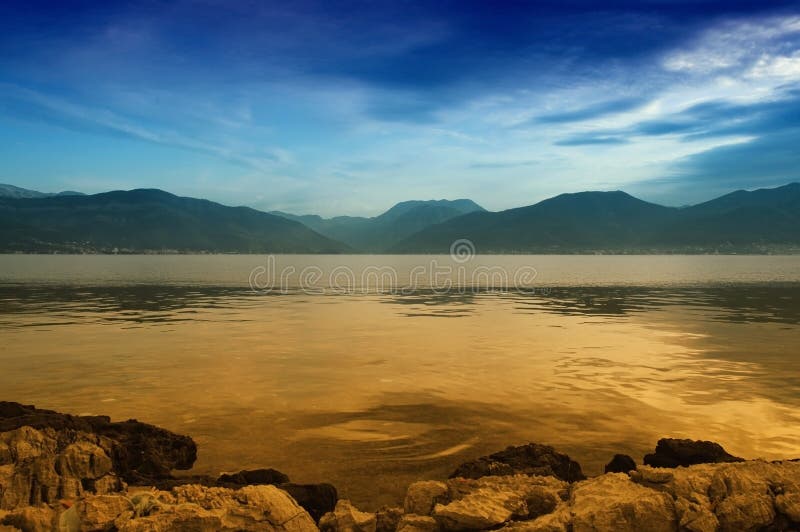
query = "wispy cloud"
xmin=0 ymin=84 xmax=289 ymax=171
xmin=468 ymin=160 xmax=539 ymax=169
xmin=533 ymin=97 xmax=647 ymax=124
xmin=554 ymin=135 xmax=629 ymax=146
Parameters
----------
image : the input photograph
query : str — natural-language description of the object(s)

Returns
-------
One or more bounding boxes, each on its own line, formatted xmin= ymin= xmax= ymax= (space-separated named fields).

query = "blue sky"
xmin=1 ymin=0 xmax=799 ymax=216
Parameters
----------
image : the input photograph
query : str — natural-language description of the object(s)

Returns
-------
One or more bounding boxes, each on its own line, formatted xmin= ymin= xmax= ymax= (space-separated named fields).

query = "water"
xmin=1 ymin=254 xmax=799 ymax=509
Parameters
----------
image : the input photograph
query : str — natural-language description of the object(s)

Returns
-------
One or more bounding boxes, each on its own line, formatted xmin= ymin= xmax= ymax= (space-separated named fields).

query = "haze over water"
xmin=1 ymin=254 xmax=799 ymax=509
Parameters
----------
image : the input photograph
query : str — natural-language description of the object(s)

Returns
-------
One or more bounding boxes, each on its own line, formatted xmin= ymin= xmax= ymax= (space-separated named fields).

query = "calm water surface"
xmin=1 ymin=254 xmax=799 ymax=509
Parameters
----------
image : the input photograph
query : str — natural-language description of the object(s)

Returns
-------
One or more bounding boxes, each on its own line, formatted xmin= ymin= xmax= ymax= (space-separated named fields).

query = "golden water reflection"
xmin=1 ymin=284 xmax=799 ymax=509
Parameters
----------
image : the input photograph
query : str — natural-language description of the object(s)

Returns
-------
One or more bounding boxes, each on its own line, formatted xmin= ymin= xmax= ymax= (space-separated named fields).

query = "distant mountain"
xmin=2 ymin=183 xmax=798 ymax=254
xmin=0 ymin=189 xmax=349 ymax=253
xmin=271 ymin=199 xmax=485 ymax=251
xmin=392 ymin=183 xmax=800 ymax=253
xmin=0 ymin=183 xmax=85 ymax=199
xmin=650 ymin=183 xmax=800 ymax=248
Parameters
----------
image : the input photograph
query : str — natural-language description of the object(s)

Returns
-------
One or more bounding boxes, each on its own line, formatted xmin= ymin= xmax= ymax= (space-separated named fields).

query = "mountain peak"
xmin=378 ymin=198 xmax=485 ymax=222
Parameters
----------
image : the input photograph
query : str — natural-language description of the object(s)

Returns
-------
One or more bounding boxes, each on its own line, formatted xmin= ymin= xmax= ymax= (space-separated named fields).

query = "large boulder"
xmin=570 ymin=473 xmax=677 ymax=532
xmin=0 ymin=426 xmax=122 ymax=509
xmin=0 ymin=402 xmax=197 ymax=485
xmin=405 ymin=481 xmax=449 ymax=516
xmin=643 ymin=438 xmax=744 ymax=468
xmin=630 ymin=460 xmax=800 ymax=532
xmin=451 ymin=444 xmax=584 ymax=482
xmin=431 ymin=475 xmax=568 ymax=530
xmin=215 ymin=469 xmax=337 ymax=522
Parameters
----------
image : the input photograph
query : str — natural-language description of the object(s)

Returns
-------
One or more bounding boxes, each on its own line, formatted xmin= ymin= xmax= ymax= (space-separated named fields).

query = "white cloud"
xmin=747 ymin=51 xmax=800 ymax=79
xmin=662 ymin=15 xmax=800 ymax=75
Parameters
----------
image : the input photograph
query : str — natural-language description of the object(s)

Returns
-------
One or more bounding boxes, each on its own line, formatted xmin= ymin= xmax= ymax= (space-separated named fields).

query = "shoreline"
xmin=2 ymin=402 xmax=799 ymax=531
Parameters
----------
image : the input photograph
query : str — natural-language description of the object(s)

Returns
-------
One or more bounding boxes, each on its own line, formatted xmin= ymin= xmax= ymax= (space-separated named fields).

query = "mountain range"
xmin=1 ymin=183 xmax=798 ymax=254
xmin=0 ymin=188 xmax=346 ymax=253
xmin=391 ymin=183 xmax=800 ymax=253
xmin=270 ymin=199 xmax=484 ymax=251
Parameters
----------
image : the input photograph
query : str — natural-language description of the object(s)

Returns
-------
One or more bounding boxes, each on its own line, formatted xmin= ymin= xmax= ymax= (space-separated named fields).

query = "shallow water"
xmin=1 ymin=254 xmax=799 ymax=509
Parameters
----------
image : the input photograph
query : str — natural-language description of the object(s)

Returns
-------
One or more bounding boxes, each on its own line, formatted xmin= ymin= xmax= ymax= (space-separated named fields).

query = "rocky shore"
xmin=1 ymin=402 xmax=798 ymax=531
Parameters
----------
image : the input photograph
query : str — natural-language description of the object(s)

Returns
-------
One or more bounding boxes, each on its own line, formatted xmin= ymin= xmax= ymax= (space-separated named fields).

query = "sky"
xmin=1 ymin=0 xmax=800 ymax=216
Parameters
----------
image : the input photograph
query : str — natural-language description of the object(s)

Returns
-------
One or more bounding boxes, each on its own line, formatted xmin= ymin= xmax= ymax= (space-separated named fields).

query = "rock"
xmin=397 ymin=514 xmax=439 ymax=532
xmin=281 ymin=483 xmax=338 ymax=523
xmin=776 ymin=492 xmax=800 ymax=522
xmin=570 ymin=473 xmax=677 ymax=532
xmin=319 ymin=499 xmax=376 ymax=532
xmin=433 ymin=475 xmax=568 ymax=531
xmin=643 ymin=438 xmax=744 ymax=468
xmin=706 ymin=461 xmax=792 ymax=532
xmin=715 ymin=494 xmax=775 ymax=531
xmin=404 ymin=481 xmax=449 ymax=516
xmin=635 ymin=465 xmax=675 ymax=484
xmin=675 ymin=496 xmax=719 ymax=532
xmin=451 ymin=443 xmax=585 ymax=482
xmin=4 ymin=479 xmax=320 ymax=531
xmin=119 ymin=484 xmax=317 ymax=531
xmin=74 ymin=494 xmax=133 ymax=530
xmin=236 ymin=485 xmax=320 ymax=532
xmin=629 ymin=460 xmax=800 ymax=532
xmin=0 ymin=426 xmax=122 ymax=510
xmin=117 ymin=503 xmax=224 ymax=531
xmin=0 ymin=506 xmax=58 ymax=532
xmin=376 ymin=506 xmax=404 ymax=532
xmin=217 ymin=468 xmax=290 ymax=487
xmin=214 ymin=469 xmax=336 ymax=522
xmin=497 ymin=504 xmax=571 ymax=532
xmin=604 ymin=454 xmax=636 ymax=474
xmin=0 ymin=402 xmax=197 ymax=485
xmin=433 ymin=497 xmax=518 ymax=531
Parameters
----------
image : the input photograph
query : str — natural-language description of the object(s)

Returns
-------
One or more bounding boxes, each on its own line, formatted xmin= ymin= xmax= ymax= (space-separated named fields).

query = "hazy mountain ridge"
xmin=0 ymin=183 xmax=85 ymax=199
xmin=391 ymin=183 xmax=800 ymax=254
xmin=270 ymin=199 xmax=485 ymax=251
xmin=0 ymin=189 xmax=349 ymax=253
xmin=1 ymin=184 xmax=798 ymax=254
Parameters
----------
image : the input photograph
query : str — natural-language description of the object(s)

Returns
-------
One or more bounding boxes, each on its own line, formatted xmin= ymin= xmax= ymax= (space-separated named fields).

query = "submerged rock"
xmin=643 ymin=438 xmax=744 ymax=468
xmin=450 ymin=443 xmax=585 ymax=482
xmin=604 ymin=454 xmax=636 ymax=474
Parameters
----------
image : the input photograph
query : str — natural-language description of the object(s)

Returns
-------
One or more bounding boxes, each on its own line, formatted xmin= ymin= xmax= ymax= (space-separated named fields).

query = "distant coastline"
xmin=2 ymin=182 xmax=799 ymax=255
